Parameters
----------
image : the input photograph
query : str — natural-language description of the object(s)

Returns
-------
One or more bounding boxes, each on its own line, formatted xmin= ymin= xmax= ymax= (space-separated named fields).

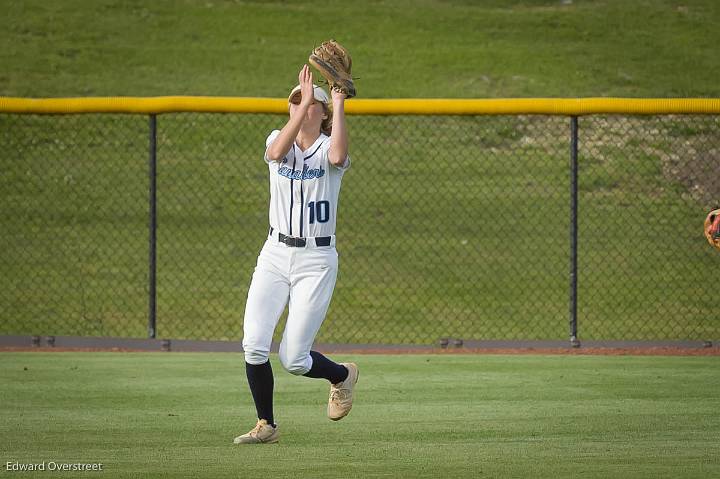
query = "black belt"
xmin=270 ymin=227 xmax=332 ymax=247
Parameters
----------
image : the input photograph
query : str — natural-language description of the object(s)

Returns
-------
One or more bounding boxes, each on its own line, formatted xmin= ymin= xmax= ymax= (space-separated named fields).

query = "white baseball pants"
xmin=242 ymin=237 xmax=339 ymax=375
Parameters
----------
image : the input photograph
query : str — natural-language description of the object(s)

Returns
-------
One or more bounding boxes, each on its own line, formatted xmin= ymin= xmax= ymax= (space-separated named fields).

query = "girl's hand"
xmin=298 ymin=64 xmax=314 ymax=108
xmin=330 ymin=88 xmax=347 ymax=103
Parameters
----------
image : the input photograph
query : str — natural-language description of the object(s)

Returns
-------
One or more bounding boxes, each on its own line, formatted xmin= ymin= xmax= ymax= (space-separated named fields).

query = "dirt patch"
xmin=660 ymin=146 xmax=720 ymax=207
xmin=318 ymin=347 xmax=720 ymax=356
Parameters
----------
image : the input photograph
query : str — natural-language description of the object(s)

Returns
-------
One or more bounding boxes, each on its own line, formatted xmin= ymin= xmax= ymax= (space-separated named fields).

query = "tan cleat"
xmin=327 ymin=362 xmax=359 ymax=421
xmin=233 ymin=419 xmax=279 ymax=444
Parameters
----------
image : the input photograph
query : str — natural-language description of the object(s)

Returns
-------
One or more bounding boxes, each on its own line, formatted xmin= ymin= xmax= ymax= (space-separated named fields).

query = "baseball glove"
xmin=704 ymin=208 xmax=720 ymax=251
xmin=309 ymin=40 xmax=356 ymax=98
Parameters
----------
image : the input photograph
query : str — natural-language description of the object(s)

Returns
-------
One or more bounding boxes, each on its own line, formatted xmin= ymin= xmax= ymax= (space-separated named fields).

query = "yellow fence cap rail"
xmin=349 ymin=98 xmax=720 ymax=115
xmin=1 ymin=96 xmax=720 ymax=115
xmin=0 ymin=96 xmax=289 ymax=115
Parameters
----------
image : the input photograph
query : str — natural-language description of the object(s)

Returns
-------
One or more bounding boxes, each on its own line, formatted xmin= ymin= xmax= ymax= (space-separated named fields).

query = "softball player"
xmin=234 ymin=65 xmax=358 ymax=445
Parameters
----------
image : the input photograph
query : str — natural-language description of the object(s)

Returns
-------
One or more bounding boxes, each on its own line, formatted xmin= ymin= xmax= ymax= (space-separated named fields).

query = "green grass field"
xmin=1 ymin=353 xmax=719 ymax=478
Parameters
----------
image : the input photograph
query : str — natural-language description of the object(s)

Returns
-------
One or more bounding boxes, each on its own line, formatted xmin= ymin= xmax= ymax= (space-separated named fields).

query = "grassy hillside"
xmin=1 ymin=0 xmax=720 ymax=98
xmin=1 ymin=1 xmax=719 ymax=342
xmin=1 ymin=113 xmax=717 ymax=342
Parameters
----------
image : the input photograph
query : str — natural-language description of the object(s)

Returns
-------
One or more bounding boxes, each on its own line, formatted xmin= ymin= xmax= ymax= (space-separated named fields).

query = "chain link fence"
xmin=1 ymin=111 xmax=718 ymax=344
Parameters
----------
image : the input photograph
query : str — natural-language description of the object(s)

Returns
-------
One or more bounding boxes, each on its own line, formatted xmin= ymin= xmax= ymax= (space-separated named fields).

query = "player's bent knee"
xmin=279 ymin=353 xmax=310 ymax=375
xmin=242 ymin=336 xmax=272 ymax=365
xmin=284 ymin=363 xmax=310 ymax=375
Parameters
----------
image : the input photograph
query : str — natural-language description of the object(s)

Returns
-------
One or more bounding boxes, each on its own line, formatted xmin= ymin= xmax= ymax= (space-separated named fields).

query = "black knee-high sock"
xmin=245 ymin=361 xmax=275 ymax=426
xmin=303 ymin=351 xmax=349 ymax=384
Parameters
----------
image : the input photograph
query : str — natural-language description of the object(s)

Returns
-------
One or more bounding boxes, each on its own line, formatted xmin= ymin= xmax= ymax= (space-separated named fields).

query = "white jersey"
xmin=264 ymin=130 xmax=350 ymax=238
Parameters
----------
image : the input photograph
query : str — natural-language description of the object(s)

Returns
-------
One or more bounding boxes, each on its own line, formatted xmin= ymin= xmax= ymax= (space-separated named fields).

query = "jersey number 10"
xmin=308 ymin=201 xmax=330 ymax=224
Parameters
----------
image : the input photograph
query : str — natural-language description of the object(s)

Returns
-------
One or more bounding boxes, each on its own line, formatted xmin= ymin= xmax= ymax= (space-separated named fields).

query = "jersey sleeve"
xmin=263 ymin=129 xmax=283 ymax=163
xmin=322 ymin=136 xmax=351 ymax=171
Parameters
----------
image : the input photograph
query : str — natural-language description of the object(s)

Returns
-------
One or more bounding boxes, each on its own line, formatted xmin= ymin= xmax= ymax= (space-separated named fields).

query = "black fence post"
xmin=569 ymin=116 xmax=580 ymax=347
xmin=148 ymin=114 xmax=158 ymax=339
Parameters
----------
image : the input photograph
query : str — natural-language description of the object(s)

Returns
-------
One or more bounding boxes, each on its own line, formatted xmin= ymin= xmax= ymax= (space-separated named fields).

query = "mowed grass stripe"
xmin=2 ymin=0 xmax=720 ymax=98
xmin=0 ymin=353 xmax=718 ymax=478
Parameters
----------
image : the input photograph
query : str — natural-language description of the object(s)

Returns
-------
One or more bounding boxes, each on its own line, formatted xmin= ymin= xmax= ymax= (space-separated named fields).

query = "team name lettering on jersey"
xmin=265 ymin=130 xmax=349 ymax=237
xmin=278 ymin=164 xmax=326 ymax=181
